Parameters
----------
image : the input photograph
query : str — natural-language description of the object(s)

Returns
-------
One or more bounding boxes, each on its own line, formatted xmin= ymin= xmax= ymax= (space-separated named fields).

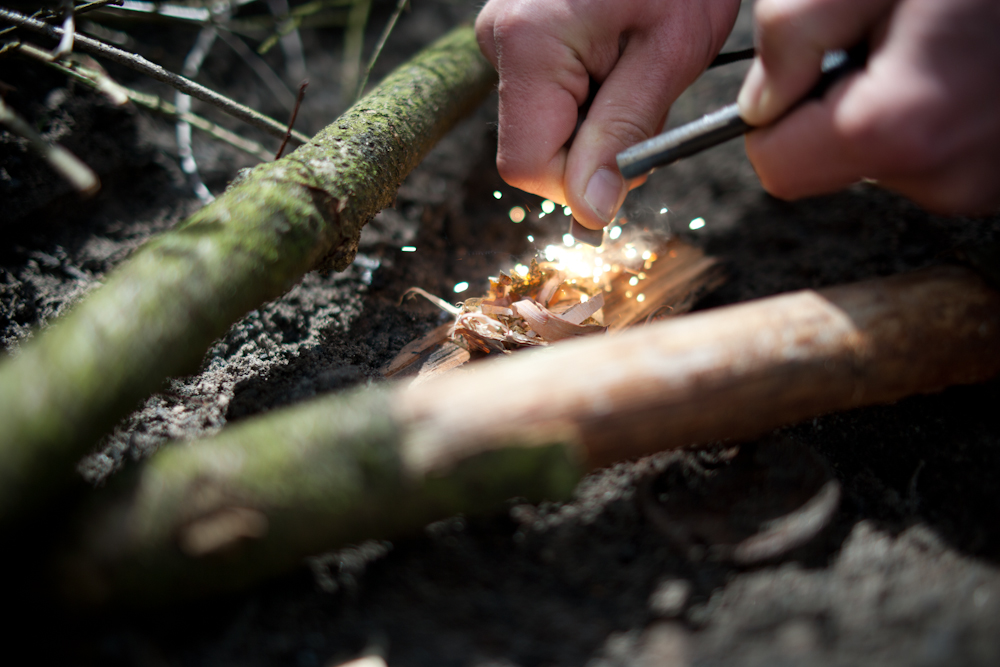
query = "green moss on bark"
xmin=0 ymin=26 xmax=498 ymax=524
xmin=61 ymin=387 xmax=581 ymax=604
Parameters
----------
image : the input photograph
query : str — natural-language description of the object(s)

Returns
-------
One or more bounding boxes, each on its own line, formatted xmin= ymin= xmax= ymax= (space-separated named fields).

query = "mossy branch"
xmin=59 ymin=266 xmax=1000 ymax=604
xmin=0 ymin=25 xmax=497 ymax=524
xmin=60 ymin=386 xmax=582 ymax=604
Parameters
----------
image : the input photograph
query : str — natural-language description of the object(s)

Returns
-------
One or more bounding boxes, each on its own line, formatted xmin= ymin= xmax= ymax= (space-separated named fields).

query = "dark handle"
xmin=616 ymin=44 xmax=868 ymax=179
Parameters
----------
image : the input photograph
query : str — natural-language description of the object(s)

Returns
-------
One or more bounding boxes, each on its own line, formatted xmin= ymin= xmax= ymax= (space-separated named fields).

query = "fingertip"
xmin=580 ymin=167 xmax=625 ymax=228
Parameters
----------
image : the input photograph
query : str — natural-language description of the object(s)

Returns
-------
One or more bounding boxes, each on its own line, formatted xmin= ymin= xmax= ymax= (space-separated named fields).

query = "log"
xmin=60 ymin=265 xmax=1000 ymax=603
xmin=0 ymin=26 xmax=497 ymax=524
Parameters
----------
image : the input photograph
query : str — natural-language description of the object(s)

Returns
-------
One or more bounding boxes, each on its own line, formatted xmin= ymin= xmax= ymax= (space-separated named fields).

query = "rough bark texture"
xmin=0 ymin=25 xmax=497 ymax=524
xmin=60 ymin=265 xmax=1000 ymax=604
xmin=60 ymin=387 xmax=581 ymax=604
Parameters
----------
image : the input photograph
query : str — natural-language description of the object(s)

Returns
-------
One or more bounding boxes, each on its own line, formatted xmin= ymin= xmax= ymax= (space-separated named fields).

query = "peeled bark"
xmin=0 ymin=26 xmax=498 ymax=524
xmin=60 ymin=265 xmax=1000 ymax=604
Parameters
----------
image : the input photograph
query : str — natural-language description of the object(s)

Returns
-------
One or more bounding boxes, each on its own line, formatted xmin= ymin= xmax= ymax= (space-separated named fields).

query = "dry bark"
xmin=0 ymin=25 xmax=497 ymax=524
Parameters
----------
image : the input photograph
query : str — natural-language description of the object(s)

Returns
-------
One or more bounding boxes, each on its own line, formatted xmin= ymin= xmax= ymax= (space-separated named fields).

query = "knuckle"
xmin=495 ymin=153 xmax=538 ymax=192
xmin=754 ymin=0 xmax=804 ymax=34
xmin=492 ymin=3 xmax=539 ymax=43
xmin=600 ymin=111 xmax=658 ymax=151
xmin=474 ymin=14 xmax=492 ymax=46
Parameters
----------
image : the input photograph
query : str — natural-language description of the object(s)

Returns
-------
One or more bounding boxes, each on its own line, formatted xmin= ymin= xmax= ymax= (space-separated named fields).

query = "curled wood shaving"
xmin=403 ymin=260 xmax=609 ymax=354
xmin=401 ymin=287 xmax=461 ymax=316
xmin=513 ymin=298 xmax=606 ymax=342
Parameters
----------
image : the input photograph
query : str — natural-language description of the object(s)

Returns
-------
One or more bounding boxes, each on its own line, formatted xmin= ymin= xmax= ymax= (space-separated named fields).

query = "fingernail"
xmin=584 ymin=168 xmax=624 ymax=224
xmin=737 ymin=58 xmax=771 ymax=126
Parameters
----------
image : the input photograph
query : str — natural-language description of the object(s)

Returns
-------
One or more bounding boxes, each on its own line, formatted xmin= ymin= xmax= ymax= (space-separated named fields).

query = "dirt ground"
xmin=3 ymin=1 xmax=1000 ymax=665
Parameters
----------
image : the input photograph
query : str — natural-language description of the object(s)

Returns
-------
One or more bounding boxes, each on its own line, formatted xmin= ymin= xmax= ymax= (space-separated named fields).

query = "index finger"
xmin=479 ymin=6 xmax=595 ymax=203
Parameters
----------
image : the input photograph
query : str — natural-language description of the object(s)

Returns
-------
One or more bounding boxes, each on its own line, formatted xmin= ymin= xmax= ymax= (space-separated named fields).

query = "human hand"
xmin=739 ymin=0 xmax=1000 ymax=215
xmin=476 ymin=0 xmax=740 ymax=230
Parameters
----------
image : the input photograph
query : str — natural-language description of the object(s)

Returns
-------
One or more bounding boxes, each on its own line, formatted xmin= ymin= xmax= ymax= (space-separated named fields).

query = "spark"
xmin=629 ymin=276 xmax=639 ymax=286
xmin=509 ymin=206 xmax=526 ymax=223
xmin=642 ymin=250 xmax=652 ymax=260
xmin=539 ymin=212 xmax=546 ymax=218
xmin=453 ymin=281 xmax=469 ymax=293
xmin=580 ymin=294 xmax=589 ymax=302
xmin=493 ymin=190 xmax=502 ymax=199
xmin=527 ymin=235 xmax=534 ymax=242
xmin=541 ymin=199 xmax=556 ymax=214
xmin=401 ymin=246 xmax=416 ymax=252
xmin=562 ymin=233 xmax=575 ymax=246
xmin=563 ymin=206 xmax=572 ymax=216
xmin=689 ymin=217 xmax=706 ymax=230
xmin=659 ymin=207 xmax=668 ymax=214
xmin=514 ymin=264 xmax=529 ymax=276
xmin=637 ymin=293 xmax=646 ymax=302
xmin=609 ymin=226 xmax=622 ymax=240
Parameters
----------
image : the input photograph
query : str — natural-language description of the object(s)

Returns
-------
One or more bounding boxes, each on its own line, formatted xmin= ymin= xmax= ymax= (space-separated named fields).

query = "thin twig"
xmin=74 ymin=0 xmax=125 ymax=15
xmin=54 ymin=0 xmax=76 ymax=58
xmin=0 ymin=95 xmax=99 ymax=195
xmin=16 ymin=42 xmax=273 ymax=161
xmin=266 ymin=0 xmax=306 ymax=82
xmin=177 ymin=25 xmax=220 ymax=203
xmin=216 ymin=28 xmax=295 ymax=111
xmin=0 ymin=6 xmax=310 ymax=144
xmin=342 ymin=0 xmax=371 ymax=105
xmin=355 ymin=0 xmax=408 ymax=100
xmin=98 ymin=0 xmax=255 ymax=23
xmin=275 ymin=79 xmax=307 ymax=159
xmin=71 ymin=54 xmax=130 ymax=105
xmin=133 ymin=90 xmax=274 ymax=162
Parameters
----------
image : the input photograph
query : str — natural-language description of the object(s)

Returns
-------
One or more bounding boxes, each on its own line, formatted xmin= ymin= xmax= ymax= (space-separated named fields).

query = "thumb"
xmin=564 ymin=37 xmax=700 ymax=230
xmin=738 ymin=0 xmax=896 ymax=126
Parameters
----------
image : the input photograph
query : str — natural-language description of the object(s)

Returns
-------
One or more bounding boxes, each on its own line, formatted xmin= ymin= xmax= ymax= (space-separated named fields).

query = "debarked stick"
xmin=60 ymin=265 xmax=1000 ymax=604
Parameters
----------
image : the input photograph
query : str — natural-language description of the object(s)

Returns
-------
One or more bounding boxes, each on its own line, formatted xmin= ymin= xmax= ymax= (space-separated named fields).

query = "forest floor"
xmin=3 ymin=1 xmax=1000 ymax=665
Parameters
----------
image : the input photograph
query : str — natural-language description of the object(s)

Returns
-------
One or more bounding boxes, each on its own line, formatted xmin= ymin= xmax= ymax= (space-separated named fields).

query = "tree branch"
xmin=0 ymin=25 xmax=498 ymax=524
xmin=0 ymin=5 xmax=310 ymax=144
xmin=59 ymin=266 xmax=1000 ymax=603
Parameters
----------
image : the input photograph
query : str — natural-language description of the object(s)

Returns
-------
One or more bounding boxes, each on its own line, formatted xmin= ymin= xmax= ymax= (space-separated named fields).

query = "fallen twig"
xmin=60 ymin=266 xmax=1000 ymax=603
xmin=216 ymin=26 xmax=296 ymax=111
xmin=0 ymin=5 xmax=310 ymax=144
xmin=275 ymin=80 xmax=307 ymax=160
xmin=16 ymin=42 xmax=274 ymax=161
xmin=342 ymin=0 xmax=371 ymax=104
xmin=265 ymin=0 xmax=306 ymax=83
xmin=176 ymin=23 xmax=219 ymax=203
xmin=54 ymin=0 xmax=75 ymax=58
xmin=355 ymin=0 xmax=408 ymax=99
xmin=0 ymin=94 xmax=99 ymax=194
xmin=0 ymin=25 xmax=497 ymax=524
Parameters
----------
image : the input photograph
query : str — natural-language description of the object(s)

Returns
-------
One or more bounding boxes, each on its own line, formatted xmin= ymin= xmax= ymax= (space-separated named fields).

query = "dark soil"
xmin=3 ymin=1 xmax=1000 ymax=665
